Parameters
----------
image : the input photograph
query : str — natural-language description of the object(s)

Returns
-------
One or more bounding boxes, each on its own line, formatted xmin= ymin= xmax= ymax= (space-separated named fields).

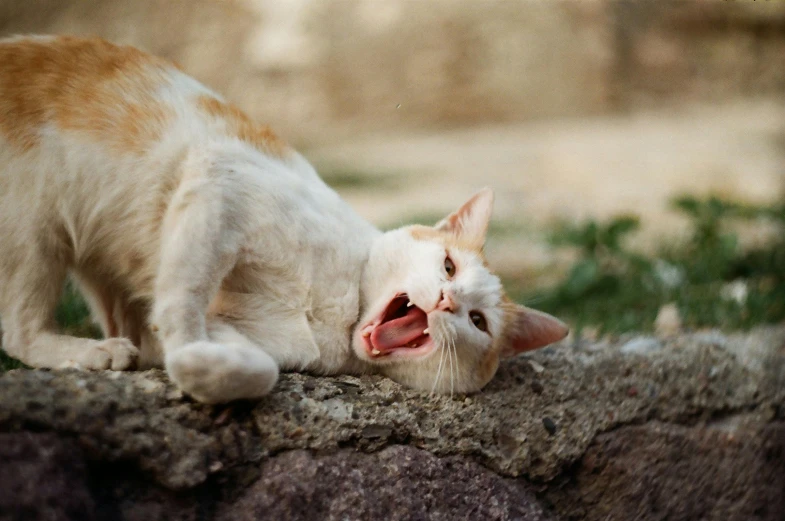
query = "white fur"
xmin=0 ymin=36 xmax=567 ymax=403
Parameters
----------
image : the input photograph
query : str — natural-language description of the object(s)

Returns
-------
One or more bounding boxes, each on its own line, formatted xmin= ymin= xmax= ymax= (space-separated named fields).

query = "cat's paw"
xmin=68 ymin=338 xmax=139 ymax=370
xmin=165 ymin=341 xmax=278 ymax=404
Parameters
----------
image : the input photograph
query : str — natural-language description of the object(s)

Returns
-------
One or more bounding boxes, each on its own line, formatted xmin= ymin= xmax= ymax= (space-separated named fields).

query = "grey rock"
xmin=0 ymin=433 xmax=96 ymax=521
xmin=0 ymin=326 xmax=783 ymax=520
xmin=619 ymin=336 xmax=662 ymax=355
xmin=549 ymin=421 xmax=785 ymax=521
xmin=217 ymin=446 xmax=552 ymax=521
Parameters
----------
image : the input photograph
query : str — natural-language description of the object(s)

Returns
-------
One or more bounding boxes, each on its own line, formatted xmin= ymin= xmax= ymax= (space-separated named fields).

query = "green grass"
xmin=0 ymin=350 xmax=24 ymax=371
xmin=54 ymin=281 xmax=103 ymax=340
xmin=512 ymin=196 xmax=785 ymax=335
xmin=318 ymin=166 xmax=402 ymax=190
xmin=0 ymin=281 xmax=100 ymax=371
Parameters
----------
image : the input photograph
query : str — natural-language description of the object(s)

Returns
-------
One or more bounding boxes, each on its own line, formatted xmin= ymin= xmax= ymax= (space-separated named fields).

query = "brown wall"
xmin=1 ymin=0 xmax=783 ymax=145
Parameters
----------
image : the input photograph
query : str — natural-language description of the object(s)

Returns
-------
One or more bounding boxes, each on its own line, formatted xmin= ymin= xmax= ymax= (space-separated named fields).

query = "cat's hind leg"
xmin=0 ymin=257 xmax=138 ymax=370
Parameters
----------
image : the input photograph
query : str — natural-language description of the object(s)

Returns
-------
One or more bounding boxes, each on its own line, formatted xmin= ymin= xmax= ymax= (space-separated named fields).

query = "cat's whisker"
xmin=450 ymin=336 xmax=458 ymax=399
xmin=430 ymin=336 xmax=446 ymax=395
xmin=452 ymin=338 xmax=461 ymax=390
xmin=448 ymin=334 xmax=455 ymax=399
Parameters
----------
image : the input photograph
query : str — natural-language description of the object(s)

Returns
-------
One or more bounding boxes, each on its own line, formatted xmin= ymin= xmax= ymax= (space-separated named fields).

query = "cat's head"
xmin=354 ymin=188 xmax=568 ymax=394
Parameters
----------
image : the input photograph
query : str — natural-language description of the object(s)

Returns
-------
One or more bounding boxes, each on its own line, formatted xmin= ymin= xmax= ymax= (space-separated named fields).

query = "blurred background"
xmin=1 ymin=0 xmax=784 ymax=338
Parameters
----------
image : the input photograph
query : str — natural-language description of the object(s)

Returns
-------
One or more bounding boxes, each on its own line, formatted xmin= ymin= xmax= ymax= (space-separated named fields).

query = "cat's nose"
xmin=436 ymin=290 xmax=456 ymax=313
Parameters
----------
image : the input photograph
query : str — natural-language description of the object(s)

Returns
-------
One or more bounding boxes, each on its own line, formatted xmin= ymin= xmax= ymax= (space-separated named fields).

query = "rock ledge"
xmin=1 ymin=327 xmax=783 ymax=520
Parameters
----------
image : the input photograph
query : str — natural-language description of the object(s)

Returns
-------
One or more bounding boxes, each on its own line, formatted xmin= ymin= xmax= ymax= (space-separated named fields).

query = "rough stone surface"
xmin=217 ymin=446 xmax=551 ymax=521
xmin=0 ymin=326 xmax=784 ymax=520
xmin=549 ymin=421 xmax=785 ymax=521
xmin=0 ymin=433 xmax=95 ymax=521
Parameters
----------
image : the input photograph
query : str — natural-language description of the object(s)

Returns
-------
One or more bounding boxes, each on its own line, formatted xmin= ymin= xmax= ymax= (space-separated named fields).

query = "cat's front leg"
xmin=165 ymin=321 xmax=278 ymax=404
xmin=0 ymin=251 xmax=139 ymax=371
xmin=151 ymin=154 xmax=277 ymax=403
xmin=208 ymin=291 xmax=322 ymax=372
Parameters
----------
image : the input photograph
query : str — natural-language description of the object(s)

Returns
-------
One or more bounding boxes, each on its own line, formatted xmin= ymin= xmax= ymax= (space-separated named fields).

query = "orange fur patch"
xmin=409 ymin=225 xmax=487 ymax=259
xmin=500 ymin=296 xmax=524 ymax=335
xmin=478 ymin=349 xmax=500 ymax=385
xmin=196 ymin=95 xmax=289 ymax=158
xmin=0 ymin=36 xmax=173 ymax=153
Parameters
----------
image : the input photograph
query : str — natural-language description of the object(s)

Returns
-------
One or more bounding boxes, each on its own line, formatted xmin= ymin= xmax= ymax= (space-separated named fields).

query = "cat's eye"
xmin=444 ymin=256 xmax=456 ymax=278
xmin=470 ymin=311 xmax=488 ymax=333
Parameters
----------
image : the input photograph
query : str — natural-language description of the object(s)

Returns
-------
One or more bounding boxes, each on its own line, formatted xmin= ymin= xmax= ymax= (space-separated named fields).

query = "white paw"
xmin=165 ymin=341 xmax=278 ymax=404
xmin=78 ymin=338 xmax=140 ymax=370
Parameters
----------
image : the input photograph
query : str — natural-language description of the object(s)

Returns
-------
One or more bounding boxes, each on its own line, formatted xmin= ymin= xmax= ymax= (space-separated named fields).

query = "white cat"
xmin=0 ymin=35 xmax=568 ymax=403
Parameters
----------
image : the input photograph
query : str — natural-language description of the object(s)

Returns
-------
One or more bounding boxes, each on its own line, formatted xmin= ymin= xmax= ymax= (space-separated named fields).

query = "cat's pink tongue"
xmin=371 ymin=307 xmax=429 ymax=352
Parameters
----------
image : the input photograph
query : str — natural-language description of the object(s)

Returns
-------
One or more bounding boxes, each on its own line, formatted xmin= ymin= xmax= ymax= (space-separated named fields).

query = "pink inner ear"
xmin=434 ymin=188 xmax=494 ymax=249
xmin=441 ymin=212 xmax=462 ymax=231
xmin=502 ymin=307 xmax=569 ymax=358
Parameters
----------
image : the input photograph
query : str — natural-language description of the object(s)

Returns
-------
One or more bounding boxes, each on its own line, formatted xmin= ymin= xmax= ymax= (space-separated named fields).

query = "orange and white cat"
xmin=0 ymin=35 xmax=568 ymax=403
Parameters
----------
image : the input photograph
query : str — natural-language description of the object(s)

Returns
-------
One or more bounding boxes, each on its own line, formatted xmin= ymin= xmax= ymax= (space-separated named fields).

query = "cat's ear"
xmin=434 ymin=187 xmax=494 ymax=250
xmin=500 ymin=304 xmax=569 ymax=358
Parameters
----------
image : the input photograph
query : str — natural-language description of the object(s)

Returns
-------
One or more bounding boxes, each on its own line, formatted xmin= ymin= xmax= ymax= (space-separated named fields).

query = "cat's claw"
xmin=73 ymin=338 xmax=139 ymax=371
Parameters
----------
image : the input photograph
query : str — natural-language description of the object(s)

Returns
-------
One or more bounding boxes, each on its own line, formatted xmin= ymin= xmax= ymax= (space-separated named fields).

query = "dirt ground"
xmin=309 ymin=98 xmax=785 ymax=281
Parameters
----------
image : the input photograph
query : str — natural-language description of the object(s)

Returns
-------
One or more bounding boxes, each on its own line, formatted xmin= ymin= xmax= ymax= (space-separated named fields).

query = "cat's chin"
xmin=354 ymin=294 xmax=436 ymax=364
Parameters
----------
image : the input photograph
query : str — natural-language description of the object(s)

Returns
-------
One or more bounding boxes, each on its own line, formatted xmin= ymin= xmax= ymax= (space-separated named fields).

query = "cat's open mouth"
xmin=362 ymin=294 xmax=432 ymax=358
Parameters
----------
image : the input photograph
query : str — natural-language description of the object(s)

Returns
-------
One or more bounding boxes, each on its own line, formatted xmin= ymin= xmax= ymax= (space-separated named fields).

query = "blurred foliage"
xmin=0 ymin=281 xmax=100 ymax=371
xmin=0 ymin=349 xmax=24 ymax=371
xmin=520 ymin=196 xmax=785 ymax=335
xmin=319 ymin=167 xmax=402 ymax=190
xmin=54 ymin=281 xmax=103 ymax=340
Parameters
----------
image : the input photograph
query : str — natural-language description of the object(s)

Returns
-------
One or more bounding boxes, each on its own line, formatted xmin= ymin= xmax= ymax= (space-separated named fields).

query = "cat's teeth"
xmin=406 ymin=301 xmax=414 ymax=307
xmin=423 ymin=328 xmax=429 ymax=335
xmin=362 ymin=325 xmax=373 ymax=337
xmin=371 ymin=349 xmax=381 ymax=355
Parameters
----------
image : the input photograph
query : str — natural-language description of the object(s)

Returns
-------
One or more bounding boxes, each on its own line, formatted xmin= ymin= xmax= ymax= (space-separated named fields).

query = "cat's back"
xmin=0 ymin=34 xmax=289 ymax=159
xmin=0 ymin=35 xmax=179 ymax=154
xmin=0 ymin=35 xmax=297 ymax=232
xmin=0 ymin=35 xmax=304 ymax=293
